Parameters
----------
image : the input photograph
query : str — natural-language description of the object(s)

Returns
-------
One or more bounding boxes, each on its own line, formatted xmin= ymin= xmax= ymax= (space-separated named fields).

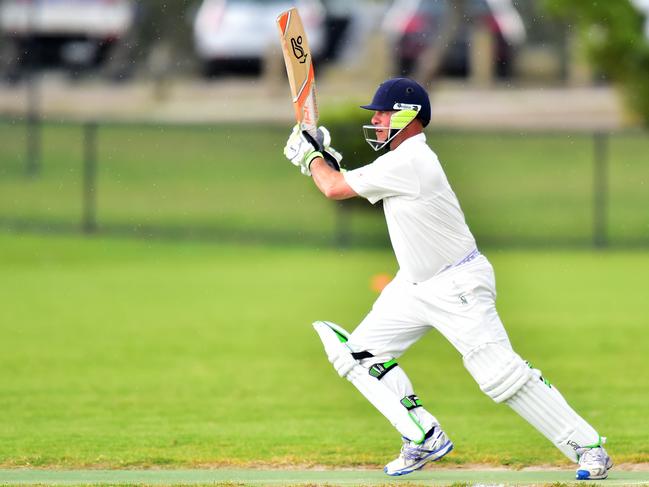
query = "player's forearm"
xmin=310 ymin=158 xmax=357 ymax=200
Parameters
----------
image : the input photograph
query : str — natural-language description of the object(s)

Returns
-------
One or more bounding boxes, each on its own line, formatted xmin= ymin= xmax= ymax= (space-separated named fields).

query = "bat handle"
xmin=302 ymin=128 xmax=340 ymax=172
xmin=302 ymin=124 xmax=318 ymax=139
xmin=322 ymin=151 xmax=341 ymax=172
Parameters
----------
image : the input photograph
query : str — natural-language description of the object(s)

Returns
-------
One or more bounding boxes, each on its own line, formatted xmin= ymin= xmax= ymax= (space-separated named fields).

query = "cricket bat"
xmin=276 ymin=8 xmax=340 ymax=170
xmin=276 ymin=7 xmax=318 ymax=138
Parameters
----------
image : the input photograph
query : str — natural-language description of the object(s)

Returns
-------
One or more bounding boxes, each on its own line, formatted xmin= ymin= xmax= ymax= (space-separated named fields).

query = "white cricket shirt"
xmin=343 ymin=133 xmax=476 ymax=283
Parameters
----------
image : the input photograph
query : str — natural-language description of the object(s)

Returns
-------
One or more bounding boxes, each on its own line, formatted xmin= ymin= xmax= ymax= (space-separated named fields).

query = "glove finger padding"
xmin=284 ymin=124 xmax=322 ymax=176
xmin=283 ymin=125 xmax=305 ymax=165
xmin=284 ymin=124 xmax=342 ymax=174
xmin=317 ymin=126 xmax=331 ymax=150
xmin=302 ymin=126 xmax=330 ymax=153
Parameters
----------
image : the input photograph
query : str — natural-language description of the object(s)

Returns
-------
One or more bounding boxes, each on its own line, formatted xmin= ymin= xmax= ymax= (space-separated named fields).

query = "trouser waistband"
xmin=453 ymin=248 xmax=480 ymax=268
xmin=439 ymin=248 xmax=481 ymax=275
xmin=405 ymin=248 xmax=481 ymax=285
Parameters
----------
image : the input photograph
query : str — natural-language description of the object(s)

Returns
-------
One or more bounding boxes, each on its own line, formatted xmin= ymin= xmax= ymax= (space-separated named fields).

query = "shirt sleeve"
xmin=343 ymin=153 xmax=420 ymax=204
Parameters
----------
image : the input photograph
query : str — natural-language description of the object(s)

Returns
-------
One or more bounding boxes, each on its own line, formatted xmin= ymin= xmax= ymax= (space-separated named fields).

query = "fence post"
xmin=82 ymin=122 xmax=98 ymax=234
xmin=593 ymin=132 xmax=609 ymax=248
xmin=25 ymin=44 xmax=42 ymax=177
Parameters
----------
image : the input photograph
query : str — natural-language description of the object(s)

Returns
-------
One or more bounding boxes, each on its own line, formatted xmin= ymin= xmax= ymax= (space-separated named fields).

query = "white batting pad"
xmin=313 ymin=321 xmax=426 ymax=444
xmin=464 ymin=343 xmax=600 ymax=461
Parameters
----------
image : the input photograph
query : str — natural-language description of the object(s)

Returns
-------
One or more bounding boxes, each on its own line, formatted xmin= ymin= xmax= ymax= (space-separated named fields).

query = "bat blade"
xmin=276 ymin=8 xmax=318 ymax=137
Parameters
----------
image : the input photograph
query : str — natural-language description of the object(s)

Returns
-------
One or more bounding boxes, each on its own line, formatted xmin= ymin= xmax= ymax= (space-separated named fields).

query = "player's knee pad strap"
xmin=368 ymin=359 xmax=398 ymax=380
xmin=351 ymin=350 xmax=374 ymax=360
xmin=400 ymin=394 xmax=423 ymax=411
xmin=463 ymin=342 xmax=532 ymax=403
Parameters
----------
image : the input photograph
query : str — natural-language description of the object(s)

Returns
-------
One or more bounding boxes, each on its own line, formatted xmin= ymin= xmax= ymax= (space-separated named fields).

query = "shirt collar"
xmin=394 ymin=132 xmax=427 ymax=151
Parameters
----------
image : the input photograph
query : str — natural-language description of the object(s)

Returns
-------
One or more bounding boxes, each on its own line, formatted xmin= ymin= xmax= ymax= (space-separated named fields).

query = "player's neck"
xmin=390 ymin=123 xmax=423 ymax=150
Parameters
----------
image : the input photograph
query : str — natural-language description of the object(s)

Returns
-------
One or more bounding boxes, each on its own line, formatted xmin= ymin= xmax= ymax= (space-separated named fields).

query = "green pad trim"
xmin=408 ymin=412 xmax=427 ymax=445
xmin=584 ymin=436 xmax=603 ymax=449
xmin=576 ymin=436 xmax=604 ymax=460
xmin=331 ymin=329 xmax=348 ymax=343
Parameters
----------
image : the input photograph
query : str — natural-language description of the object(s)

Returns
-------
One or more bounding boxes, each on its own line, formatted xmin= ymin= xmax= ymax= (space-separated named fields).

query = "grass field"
xmin=1 ymin=232 xmax=648 ymax=472
xmin=1 ymin=121 xmax=648 ymax=247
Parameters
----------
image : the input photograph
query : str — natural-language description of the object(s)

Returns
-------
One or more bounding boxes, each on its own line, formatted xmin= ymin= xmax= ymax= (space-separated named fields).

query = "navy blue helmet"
xmin=361 ymin=78 xmax=431 ymax=128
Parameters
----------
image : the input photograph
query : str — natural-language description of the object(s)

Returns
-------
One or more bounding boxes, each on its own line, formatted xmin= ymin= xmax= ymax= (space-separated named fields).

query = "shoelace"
xmin=401 ymin=444 xmax=426 ymax=462
xmin=580 ymin=447 xmax=606 ymax=464
xmin=398 ymin=428 xmax=444 ymax=462
xmin=400 ymin=437 xmax=440 ymax=462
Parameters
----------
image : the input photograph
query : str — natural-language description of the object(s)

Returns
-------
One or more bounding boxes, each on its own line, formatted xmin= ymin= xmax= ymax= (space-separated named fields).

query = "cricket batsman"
xmin=283 ymin=78 xmax=612 ymax=479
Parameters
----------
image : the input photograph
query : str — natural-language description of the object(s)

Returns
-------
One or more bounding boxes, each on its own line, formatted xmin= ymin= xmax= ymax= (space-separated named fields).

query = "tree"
xmin=545 ymin=0 xmax=649 ymax=126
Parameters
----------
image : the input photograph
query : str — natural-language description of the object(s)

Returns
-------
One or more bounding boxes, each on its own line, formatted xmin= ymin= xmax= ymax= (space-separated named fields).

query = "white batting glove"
xmin=314 ymin=125 xmax=333 ymax=151
xmin=305 ymin=125 xmax=343 ymax=172
xmin=283 ymin=124 xmax=323 ymax=176
xmin=324 ymin=145 xmax=343 ymax=171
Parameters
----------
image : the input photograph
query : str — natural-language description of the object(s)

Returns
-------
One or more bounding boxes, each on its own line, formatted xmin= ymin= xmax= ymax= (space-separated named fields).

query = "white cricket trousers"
xmin=346 ymin=253 xmax=602 ymax=460
xmin=348 ymin=253 xmax=511 ymax=361
xmin=347 ymin=253 xmax=512 ymax=432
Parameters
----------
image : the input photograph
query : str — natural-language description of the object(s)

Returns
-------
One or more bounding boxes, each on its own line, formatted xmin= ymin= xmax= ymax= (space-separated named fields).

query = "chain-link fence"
xmin=1 ymin=117 xmax=648 ymax=248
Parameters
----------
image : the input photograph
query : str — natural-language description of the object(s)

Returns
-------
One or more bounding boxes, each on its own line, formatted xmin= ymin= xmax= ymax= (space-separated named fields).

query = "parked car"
xmin=384 ymin=0 xmax=526 ymax=78
xmin=193 ymin=0 xmax=326 ymax=76
xmin=0 ymin=0 xmax=135 ymax=80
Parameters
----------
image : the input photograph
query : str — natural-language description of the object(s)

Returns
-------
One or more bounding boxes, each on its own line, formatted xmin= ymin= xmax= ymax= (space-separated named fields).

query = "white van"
xmin=193 ymin=0 xmax=325 ymax=76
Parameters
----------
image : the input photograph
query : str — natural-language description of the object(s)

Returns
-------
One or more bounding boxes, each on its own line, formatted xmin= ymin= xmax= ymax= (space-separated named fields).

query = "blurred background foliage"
xmin=545 ymin=0 xmax=649 ymax=126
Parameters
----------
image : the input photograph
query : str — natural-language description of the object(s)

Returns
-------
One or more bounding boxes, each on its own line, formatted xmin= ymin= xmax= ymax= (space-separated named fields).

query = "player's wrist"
xmin=306 ymin=151 xmax=324 ymax=169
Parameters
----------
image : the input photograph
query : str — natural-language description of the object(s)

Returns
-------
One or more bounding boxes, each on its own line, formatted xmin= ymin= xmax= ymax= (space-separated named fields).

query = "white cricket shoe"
xmin=384 ymin=426 xmax=453 ymax=476
xmin=576 ymin=443 xmax=613 ymax=480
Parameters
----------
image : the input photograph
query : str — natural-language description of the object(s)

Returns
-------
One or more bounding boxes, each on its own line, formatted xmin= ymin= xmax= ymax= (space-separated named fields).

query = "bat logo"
xmin=567 ymin=440 xmax=581 ymax=451
xmin=290 ymin=36 xmax=308 ymax=64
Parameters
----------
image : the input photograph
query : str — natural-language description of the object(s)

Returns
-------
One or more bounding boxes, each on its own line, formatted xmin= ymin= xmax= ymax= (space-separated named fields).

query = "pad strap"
xmin=400 ymin=394 xmax=423 ymax=411
xmin=351 ymin=351 xmax=374 ymax=360
xmin=369 ymin=359 xmax=398 ymax=380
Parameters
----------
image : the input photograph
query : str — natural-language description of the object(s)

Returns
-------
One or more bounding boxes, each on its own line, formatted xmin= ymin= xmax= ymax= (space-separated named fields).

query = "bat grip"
xmin=322 ymin=151 xmax=341 ymax=172
xmin=302 ymin=130 xmax=340 ymax=172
